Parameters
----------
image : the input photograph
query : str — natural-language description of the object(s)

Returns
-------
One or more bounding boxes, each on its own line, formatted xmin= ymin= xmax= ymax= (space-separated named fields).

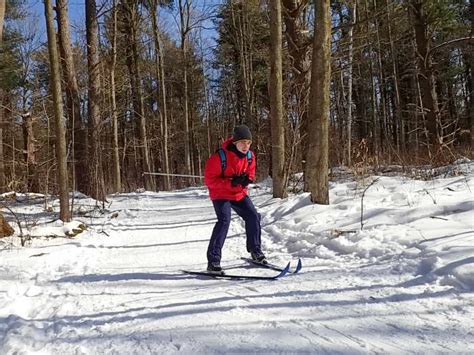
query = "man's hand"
xmin=231 ymin=173 xmax=251 ymax=187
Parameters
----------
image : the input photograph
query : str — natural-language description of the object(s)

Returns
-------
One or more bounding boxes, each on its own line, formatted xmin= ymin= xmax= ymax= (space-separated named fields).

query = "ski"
xmin=183 ymin=262 xmax=290 ymax=280
xmin=241 ymin=257 xmax=302 ymax=274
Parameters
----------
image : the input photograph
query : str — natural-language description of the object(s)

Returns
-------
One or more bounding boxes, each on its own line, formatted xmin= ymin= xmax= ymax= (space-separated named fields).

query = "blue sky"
xmin=27 ymin=0 xmax=85 ymax=20
xmin=25 ymin=0 xmax=85 ymax=41
xmin=25 ymin=0 xmax=220 ymax=45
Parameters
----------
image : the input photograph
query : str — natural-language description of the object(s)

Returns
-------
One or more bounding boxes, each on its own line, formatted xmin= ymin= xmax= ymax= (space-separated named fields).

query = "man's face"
xmin=235 ymin=140 xmax=252 ymax=154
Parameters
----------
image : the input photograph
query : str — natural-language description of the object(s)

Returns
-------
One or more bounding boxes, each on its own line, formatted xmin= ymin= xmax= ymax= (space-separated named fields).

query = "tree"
xmin=0 ymin=0 xmax=11 ymax=239
xmin=44 ymin=0 xmax=70 ymax=221
xmin=86 ymin=0 xmax=106 ymax=201
xmin=178 ymin=0 xmax=193 ymax=177
xmin=306 ymin=0 xmax=331 ymax=204
xmin=109 ymin=0 xmax=121 ymax=192
xmin=346 ymin=1 xmax=356 ymax=166
xmin=410 ymin=0 xmax=440 ymax=147
xmin=269 ymin=0 xmax=286 ymax=198
xmin=0 ymin=0 xmax=4 ymax=41
xmin=56 ymin=0 xmax=88 ymax=194
xmin=213 ymin=0 xmax=270 ymax=176
xmin=0 ymin=0 xmax=6 ymax=192
xmin=146 ymin=0 xmax=171 ymax=190
xmin=121 ymin=0 xmax=153 ymax=190
xmin=282 ymin=0 xmax=311 ymax=180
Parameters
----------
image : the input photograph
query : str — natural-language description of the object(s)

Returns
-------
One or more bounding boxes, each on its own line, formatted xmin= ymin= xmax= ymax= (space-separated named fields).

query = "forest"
xmin=0 ymin=0 xmax=472 ymax=221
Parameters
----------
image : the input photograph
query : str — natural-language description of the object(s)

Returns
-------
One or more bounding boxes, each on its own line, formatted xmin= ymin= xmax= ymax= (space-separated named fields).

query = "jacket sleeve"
xmin=204 ymin=153 xmax=241 ymax=192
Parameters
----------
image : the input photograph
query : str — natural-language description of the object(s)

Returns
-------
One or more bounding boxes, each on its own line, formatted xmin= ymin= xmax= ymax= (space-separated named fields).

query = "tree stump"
xmin=0 ymin=213 xmax=14 ymax=237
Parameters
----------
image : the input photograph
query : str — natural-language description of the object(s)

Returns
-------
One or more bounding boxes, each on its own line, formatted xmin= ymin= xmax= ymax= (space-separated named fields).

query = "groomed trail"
xmin=1 ymin=167 xmax=473 ymax=354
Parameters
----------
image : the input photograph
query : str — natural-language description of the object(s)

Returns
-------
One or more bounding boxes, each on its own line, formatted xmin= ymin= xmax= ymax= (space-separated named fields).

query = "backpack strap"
xmin=246 ymin=150 xmax=253 ymax=167
xmin=217 ymin=148 xmax=227 ymax=177
xmin=217 ymin=148 xmax=252 ymax=177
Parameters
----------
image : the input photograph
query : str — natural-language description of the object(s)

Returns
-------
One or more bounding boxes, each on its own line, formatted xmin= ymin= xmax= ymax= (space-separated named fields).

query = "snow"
xmin=1 ymin=161 xmax=473 ymax=354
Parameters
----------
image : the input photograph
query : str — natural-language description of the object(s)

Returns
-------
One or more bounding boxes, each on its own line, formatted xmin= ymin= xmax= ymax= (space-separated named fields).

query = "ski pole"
xmin=143 ymin=172 xmax=204 ymax=179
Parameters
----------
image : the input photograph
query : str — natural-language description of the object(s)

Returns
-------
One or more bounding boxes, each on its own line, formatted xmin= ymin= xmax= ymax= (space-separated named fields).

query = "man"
xmin=204 ymin=124 xmax=266 ymax=273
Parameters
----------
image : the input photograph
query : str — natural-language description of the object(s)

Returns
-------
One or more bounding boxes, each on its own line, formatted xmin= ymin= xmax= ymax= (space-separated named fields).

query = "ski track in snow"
xmin=1 ymin=163 xmax=474 ymax=354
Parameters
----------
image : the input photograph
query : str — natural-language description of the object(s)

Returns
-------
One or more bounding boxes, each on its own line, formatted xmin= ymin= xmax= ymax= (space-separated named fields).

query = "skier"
xmin=204 ymin=124 xmax=266 ymax=272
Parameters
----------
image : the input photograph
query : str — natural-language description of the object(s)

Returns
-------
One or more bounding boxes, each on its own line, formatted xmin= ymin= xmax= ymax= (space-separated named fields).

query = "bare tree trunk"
xmin=346 ymin=1 xmax=356 ymax=166
xmin=466 ymin=51 xmax=474 ymax=148
xmin=22 ymin=113 xmax=39 ymax=192
xmin=306 ymin=0 xmax=331 ymax=204
xmin=11 ymin=128 xmax=16 ymax=189
xmin=269 ymin=0 xmax=286 ymax=198
xmin=110 ymin=0 xmax=121 ymax=192
xmin=372 ymin=0 xmax=388 ymax=156
xmin=44 ymin=0 xmax=70 ymax=221
xmin=282 ymin=0 xmax=311 ymax=185
xmin=0 ymin=0 xmax=4 ymax=41
xmin=123 ymin=0 xmax=153 ymax=190
xmin=0 ymin=0 xmax=6 ymax=192
xmin=386 ymin=0 xmax=404 ymax=153
xmin=0 ymin=91 xmax=5 ymax=192
xmin=230 ymin=2 xmax=255 ymax=123
xmin=364 ymin=0 xmax=379 ymax=161
xmin=86 ymin=0 xmax=105 ymax=201
xmin=410 ymin=0 xmax=440 ymax=146
xmin=178 ymin=0 xmax=192 ymax=177
xmin=149 ymin=0 xmax=170 ymax=190
xmin=56 ymin=0 xmax=88 ymax=194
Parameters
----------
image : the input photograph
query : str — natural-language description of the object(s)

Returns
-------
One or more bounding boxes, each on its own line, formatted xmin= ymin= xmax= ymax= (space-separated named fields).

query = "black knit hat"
xmin=232 ymin=124 xmax=252 ymax=142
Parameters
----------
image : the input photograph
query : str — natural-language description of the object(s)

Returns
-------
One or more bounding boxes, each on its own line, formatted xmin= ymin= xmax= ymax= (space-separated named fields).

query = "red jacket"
xmin=204 ymin=138 xmax=256 ymax=201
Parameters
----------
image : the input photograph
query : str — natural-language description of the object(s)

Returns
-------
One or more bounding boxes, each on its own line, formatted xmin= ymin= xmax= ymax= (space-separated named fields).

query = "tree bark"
xmin=346 ymin=1 xmax=356 ymax=166
xmin=0 ymin=91 xmax=5 ymax=192
xmin=230 ymin=2 xmax=255 ymax=123
xmin=373 ymin=0 xmax=388 ymax=154
xmin=0 ymin=0 xmax=4 ymax=41
xmin=178 ymin=0 xmax=192 ymax=177
xmin=22 ymin=113 xmax=39 ymax=192
xmin=44 ymin=0 xmax=70 ymax=221
xmin=467 ymin=52 xmax=474 ymax=148
xmin=149 ymin=0 xmax=170 ymax=190
xmin=386 ymin=0 xmax=404 ymax=152
xmin=123 ymin=0 xmax=153 ymax=190
xmin=0 ymin=0 xmax=6 ymax=192
xmin=306 ymin=0 xmax=331 ymax=204
xmin=410 ymin=0 xmax=440 ymax=146
xmin=269 ymin=0 xmax=286 ymax=198
xmin=282 ymin=0 xmax=311 ymax=184
xmin=110 ymin=0 xmax=121 ymax=192
xmin=86 ymin=0 xmax=105 ymax=201
xmin=56 ymin=0 xmax=88 ymax=194
xmin=363 ymin=0 xmax=379 ymax=160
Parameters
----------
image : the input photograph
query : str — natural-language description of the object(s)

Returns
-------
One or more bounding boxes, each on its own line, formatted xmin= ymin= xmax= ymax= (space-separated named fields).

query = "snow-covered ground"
xmin=1 ymin=161 xmax=473 ymax=354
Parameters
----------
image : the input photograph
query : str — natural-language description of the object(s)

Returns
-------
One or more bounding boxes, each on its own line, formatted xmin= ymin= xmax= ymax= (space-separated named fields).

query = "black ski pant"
xmin=207 ymin=196 xmax=262 ymax=264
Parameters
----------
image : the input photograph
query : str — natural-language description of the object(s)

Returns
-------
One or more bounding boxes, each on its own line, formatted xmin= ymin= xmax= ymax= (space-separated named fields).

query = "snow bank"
xmin=255 ymin=162 xmax=474 ymax=291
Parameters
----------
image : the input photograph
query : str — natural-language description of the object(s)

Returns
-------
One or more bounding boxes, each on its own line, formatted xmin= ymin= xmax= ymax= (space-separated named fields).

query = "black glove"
xmin=231 ymin=173 xmax=251 ymax=187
